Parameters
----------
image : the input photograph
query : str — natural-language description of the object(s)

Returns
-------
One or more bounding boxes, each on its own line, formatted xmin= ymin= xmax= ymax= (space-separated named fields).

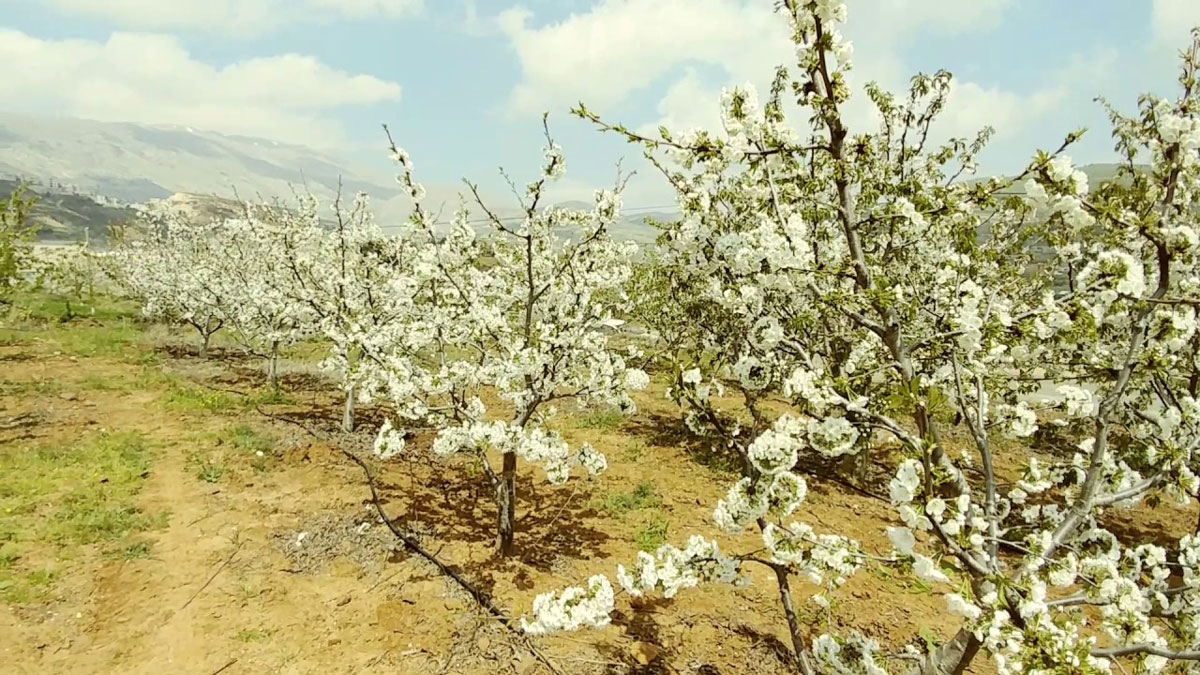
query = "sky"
xmin=2 ymin=0 xmax=1200 ymax=206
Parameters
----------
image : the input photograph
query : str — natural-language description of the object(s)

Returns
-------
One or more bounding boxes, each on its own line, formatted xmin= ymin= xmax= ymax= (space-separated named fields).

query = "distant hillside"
xmin=0 ymin=178 xmax=137 ymax=242
xmin=0 ymin=112 xmax=634 ymax=239
xmin=0 ymin=112 xmax=401 ymax=206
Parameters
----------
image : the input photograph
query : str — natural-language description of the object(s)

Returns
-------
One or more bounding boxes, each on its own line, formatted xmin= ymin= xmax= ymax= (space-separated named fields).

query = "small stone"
xmin=476 ymin=636 xmax=491 ymax=652
xmin=59 ymin=392 xmax=78 ymax=401
xmin=629 ymin=641 xmax=663 ymax=665
xmin=513 ymin=652 xmax=539 ymax=674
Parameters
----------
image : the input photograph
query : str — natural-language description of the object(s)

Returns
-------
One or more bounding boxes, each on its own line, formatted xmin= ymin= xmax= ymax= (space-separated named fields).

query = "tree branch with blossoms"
xmin=525 ymin=3 xmax=1200 ymax=675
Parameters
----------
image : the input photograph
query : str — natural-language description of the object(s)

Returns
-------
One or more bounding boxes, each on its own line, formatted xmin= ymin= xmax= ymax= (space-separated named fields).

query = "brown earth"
xmin=0 ymin=315 xmax=1194 ymax=674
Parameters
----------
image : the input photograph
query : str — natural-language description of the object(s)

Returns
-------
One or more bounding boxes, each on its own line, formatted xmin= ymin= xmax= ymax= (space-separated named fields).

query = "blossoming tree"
xmin=523 ymin=2 xmax=1200 ymax=673
xmin=35 ymin=234 xmax=106 ymax=320
xmin=259 ymin=189 xmax=418 ymax=430
xmin=111 ymin=205 xmax=236 ymax=358
xmin=207 ymin=214 xmax=321 ymax=387
xmin=0 ymin=184 xmax=38 ymax=306
xmin=370 ymin=120 xmax=650 ymax=557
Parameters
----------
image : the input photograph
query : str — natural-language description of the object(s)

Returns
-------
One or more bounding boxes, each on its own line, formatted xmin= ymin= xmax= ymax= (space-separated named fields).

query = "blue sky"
xmin=1 ymin=0 xmax=1199 ymax=205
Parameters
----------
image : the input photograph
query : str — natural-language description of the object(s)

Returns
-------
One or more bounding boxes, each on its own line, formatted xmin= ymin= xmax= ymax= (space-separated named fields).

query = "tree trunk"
xmin=199 ymin=329 xmax=211 ymax=359
xmin=342 ymin=384 xmax=356 ymax=433
xmin=771 ymin=565 xmax=815 ymax=674
xmin=921 ymin=628 xmax=981 ymax=675
xmin=267 ymin=340 xmax=280 ymax=390
xmin=497 ymin=451 xmax=518 ymax=556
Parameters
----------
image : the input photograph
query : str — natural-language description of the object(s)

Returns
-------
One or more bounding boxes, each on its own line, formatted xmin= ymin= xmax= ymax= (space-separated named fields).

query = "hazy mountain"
xmin=0 ymin=112 xmax=674 ymax=243
xmin=0 ymin=112 xmax=405 ymax=206
xmin=0 ymin=108 xmax=1136 ymax=248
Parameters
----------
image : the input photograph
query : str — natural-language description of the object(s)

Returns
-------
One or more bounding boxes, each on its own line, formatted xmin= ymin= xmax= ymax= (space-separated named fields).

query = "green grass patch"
xmin=593 ymin=481 xmax=661 ymax=517
xmin=227 ymin=424 xmax=279 ymax=472
xmin=0 ymin=431 xmax=163 ymax=604
xmin=576 ymin=408 xmax=625 ymax=431
xmin=79 ymin=374 xmax=128 ymax=392
xmin=634 ymin=519 xmax=669 ymax=552
xmin=0 ymin=378 xmax=63 ymax=397
xmin=249 ymin=388 xmax=295 ymax=406
xmin=45 ymin=323 xmax=141 ymax=359
xmin=229 ymin=423 xmax=274 ymax=454
xmin=0 ymin=544 xmax=18 ymax=569
xmin=8 ymin=291 xmax=140 ymax=324
xmin=164 ymin=383 xmax=239 ymax=413
xmin=0 ymin=568 xmax=58 ymax=604
xmin=165 ymin=382 xmax=296 ymax=414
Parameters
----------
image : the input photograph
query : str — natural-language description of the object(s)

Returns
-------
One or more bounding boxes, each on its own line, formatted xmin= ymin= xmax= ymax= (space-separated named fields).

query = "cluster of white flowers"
xmin=615 ymin=535 xmax=742 ymax=599
xmin=526 ymin=2 xmax=1200 ymax=672
xmin=520 ymin=575 xmax=614 ymax=635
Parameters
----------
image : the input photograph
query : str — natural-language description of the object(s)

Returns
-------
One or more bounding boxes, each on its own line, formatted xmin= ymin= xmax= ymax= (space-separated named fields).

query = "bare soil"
xmin=1 ymin=316 xmax=1194 ymax=674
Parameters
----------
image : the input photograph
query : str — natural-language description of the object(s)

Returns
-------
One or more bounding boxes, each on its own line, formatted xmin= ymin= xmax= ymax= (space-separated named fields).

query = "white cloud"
xmin=1152 ymin=0 xmax=1200 ymax=48
xmin=498 ymin=0 xmax=1137 ymax=176
xmin=0 ymin=29 xmax=402 ymax=146
xmin=499 ymin=0 xmax=792 ymax=116
xmin=499 ymin=0 xmax=1013 ymax=118
xmin=32 ymin=0 xmax=423 ymax=36
xmin=641 ymin=68 xmax=724 ymax=136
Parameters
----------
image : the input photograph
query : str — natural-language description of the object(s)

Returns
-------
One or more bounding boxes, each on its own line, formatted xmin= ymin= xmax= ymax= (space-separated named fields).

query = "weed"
xmin=0 ymin=545 xmax=18 ymax=569
xmin=247 ymin=388 xmax=295 ymax=406
xmin=235 ymin=627 xmax=274 ymax=643
xmin=114 ymin=539 xmax=153 ymax=560
xmin=917 ymin=625 xmax=944 ymax=651
xmin=0 ymin=567 xmax=58 ymax=604
xmin=230 ymin=577 xmax=266 ymax=602
xmin=228 ymin=424 xmax=274 ymax=455
xmin=576 ymin=408 xmax=625 ymax=431
xmin=194 ymin=458 xmax=226 ymax=484
xmin=624 ymin=441 xmax=648 ymax=462
xmin=634 ymin=519 xmax=669 ymax=552
xmin=55 ymin=496 xmax=149 ymax=544
xmin=164 ymin=383 xmax=238 ymax=413
xmin=594 ymin=481 xmax=661 ymax=517
xmin=130 ymin=366 xmax=173 ymax=390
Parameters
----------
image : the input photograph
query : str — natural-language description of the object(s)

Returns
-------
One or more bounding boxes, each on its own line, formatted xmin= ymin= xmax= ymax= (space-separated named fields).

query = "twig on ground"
xmin=182 ymin=539 xmax=243 ymax=611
